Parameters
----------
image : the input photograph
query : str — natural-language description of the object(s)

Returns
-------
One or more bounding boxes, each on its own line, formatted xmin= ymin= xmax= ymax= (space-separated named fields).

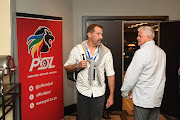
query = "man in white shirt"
xmin=121 ymin=26 xmax=166 ymax=120
xmin=64 ymin=24 xmax=115 ymax=120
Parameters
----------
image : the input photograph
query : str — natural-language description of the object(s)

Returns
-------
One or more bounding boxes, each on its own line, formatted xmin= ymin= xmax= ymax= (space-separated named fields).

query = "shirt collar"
xmin=85 ymin=41 xmax=99 ymax=58
xmin=140 ymin=40 xmax=155 ymax=48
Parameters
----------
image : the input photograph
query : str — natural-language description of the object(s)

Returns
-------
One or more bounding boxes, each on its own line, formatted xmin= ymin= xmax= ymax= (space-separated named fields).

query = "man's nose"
xmin=100 ymin=34 xmax=103 ymax=39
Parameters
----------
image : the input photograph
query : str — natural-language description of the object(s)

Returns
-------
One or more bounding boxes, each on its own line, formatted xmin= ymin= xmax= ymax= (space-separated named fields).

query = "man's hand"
xmin=78 ymin=60 xmax=87 ymax=69
xmin=106 ymin=96 xmax=114 ymax=109
xmin=106 ymin=75 xmax=115 ymax=109
xmin=127 ymin=91 xmax=132 ymax=98
xmin=64 ymin=60 xmax=87 ymax=72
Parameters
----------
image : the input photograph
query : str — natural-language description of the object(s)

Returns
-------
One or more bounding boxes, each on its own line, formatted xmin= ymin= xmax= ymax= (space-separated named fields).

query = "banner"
xmin=16 ymin=13 xmax=63 ymax=120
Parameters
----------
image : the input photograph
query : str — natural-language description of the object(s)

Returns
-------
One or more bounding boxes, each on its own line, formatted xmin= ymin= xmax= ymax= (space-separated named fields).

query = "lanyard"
xmin=86 ymin=47 xmax=99 ymax=60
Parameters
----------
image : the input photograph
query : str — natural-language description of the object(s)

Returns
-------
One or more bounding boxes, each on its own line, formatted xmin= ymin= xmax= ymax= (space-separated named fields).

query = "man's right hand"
xmin=65 ymin=60 xmax=87 ymax=72
xmin=78 ymin=60 xmax=87 ymax=69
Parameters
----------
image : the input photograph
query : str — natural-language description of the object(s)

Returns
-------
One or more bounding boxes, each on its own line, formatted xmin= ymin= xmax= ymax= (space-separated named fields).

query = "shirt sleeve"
xmin=64 ymin=46 xmax=80 ymax=67
xmin=104 ymin=51 xmax=115 ymax=76
xmin=121 ymin=50 xmax=145 ymax=97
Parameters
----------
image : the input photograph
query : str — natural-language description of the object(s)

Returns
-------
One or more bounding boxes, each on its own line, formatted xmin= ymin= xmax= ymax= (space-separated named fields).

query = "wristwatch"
xmin=75 ymin=64 xmax=78 ymax=69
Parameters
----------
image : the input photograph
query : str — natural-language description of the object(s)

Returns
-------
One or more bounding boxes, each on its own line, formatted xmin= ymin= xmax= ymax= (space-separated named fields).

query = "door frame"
xmin=122 ymin=20 xmax=161 ymax=111
xmin=82 ymin=16 xmax=168 ymax=40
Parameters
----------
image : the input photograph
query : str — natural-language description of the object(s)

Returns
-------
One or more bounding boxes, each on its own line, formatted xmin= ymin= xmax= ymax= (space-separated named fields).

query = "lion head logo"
xmin=27 ymin=26 xmax=55 ymax=58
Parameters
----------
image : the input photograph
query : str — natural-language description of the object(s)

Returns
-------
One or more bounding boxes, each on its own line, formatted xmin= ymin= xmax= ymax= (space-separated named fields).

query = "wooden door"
xmin=160 ymin=21 xmax=180 ymax=119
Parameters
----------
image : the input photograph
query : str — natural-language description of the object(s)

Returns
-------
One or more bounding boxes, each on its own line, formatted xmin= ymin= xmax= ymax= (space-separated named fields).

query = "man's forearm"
xmin=107 ymin=75 xmax=115 ymax=98
xmin=105 ymin=75 xmax=115 ymax=108
xmin=64 ymin=64 xmax=77 ymax=72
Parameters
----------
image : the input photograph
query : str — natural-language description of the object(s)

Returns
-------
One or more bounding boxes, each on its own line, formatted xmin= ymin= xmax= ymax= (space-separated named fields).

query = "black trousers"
xmin=77 ymin=92 xmax=105 ymax=120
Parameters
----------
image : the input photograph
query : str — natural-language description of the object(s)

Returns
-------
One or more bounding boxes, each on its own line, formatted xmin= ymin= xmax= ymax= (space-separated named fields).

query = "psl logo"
xmin=27 ymin=26 xmax=55 ymax=72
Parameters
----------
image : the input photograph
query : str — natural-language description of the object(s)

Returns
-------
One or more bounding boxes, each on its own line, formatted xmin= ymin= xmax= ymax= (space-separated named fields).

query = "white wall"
xmin=73 ymin=0 xmax=180 ymax=45
xmin=16 ymin=0 xmax=75 ymax=107
xmin=0 ymin=0 xmax=11 ymax=55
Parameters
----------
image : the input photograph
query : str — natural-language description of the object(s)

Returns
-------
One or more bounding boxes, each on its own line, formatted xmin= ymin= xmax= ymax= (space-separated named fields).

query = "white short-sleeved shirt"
xmin=121 ymin=41 xmax=166 ymax=108
xmin=64 ymin=43 xmax=115 ymax=98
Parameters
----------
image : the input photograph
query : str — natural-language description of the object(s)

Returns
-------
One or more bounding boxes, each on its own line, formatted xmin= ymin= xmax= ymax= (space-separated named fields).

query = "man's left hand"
xmin=106 ymin=97 xmax=114 ymax=109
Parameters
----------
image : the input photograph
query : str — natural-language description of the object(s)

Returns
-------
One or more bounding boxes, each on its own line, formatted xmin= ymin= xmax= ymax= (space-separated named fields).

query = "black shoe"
xmin=102 ymin=114 xmax=111 ymax=119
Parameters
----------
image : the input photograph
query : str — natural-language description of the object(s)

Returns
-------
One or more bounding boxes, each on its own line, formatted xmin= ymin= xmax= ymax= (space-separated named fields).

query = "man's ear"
xmin=87 ymin=32 xmax=91 ymax=38
xmin=147 ymin=35 xmax=152 ymax=40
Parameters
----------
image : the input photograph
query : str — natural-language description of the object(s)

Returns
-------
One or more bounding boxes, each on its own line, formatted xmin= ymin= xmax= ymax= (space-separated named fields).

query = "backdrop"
xmin=16 ymin=13 xmax=63 ymax=120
